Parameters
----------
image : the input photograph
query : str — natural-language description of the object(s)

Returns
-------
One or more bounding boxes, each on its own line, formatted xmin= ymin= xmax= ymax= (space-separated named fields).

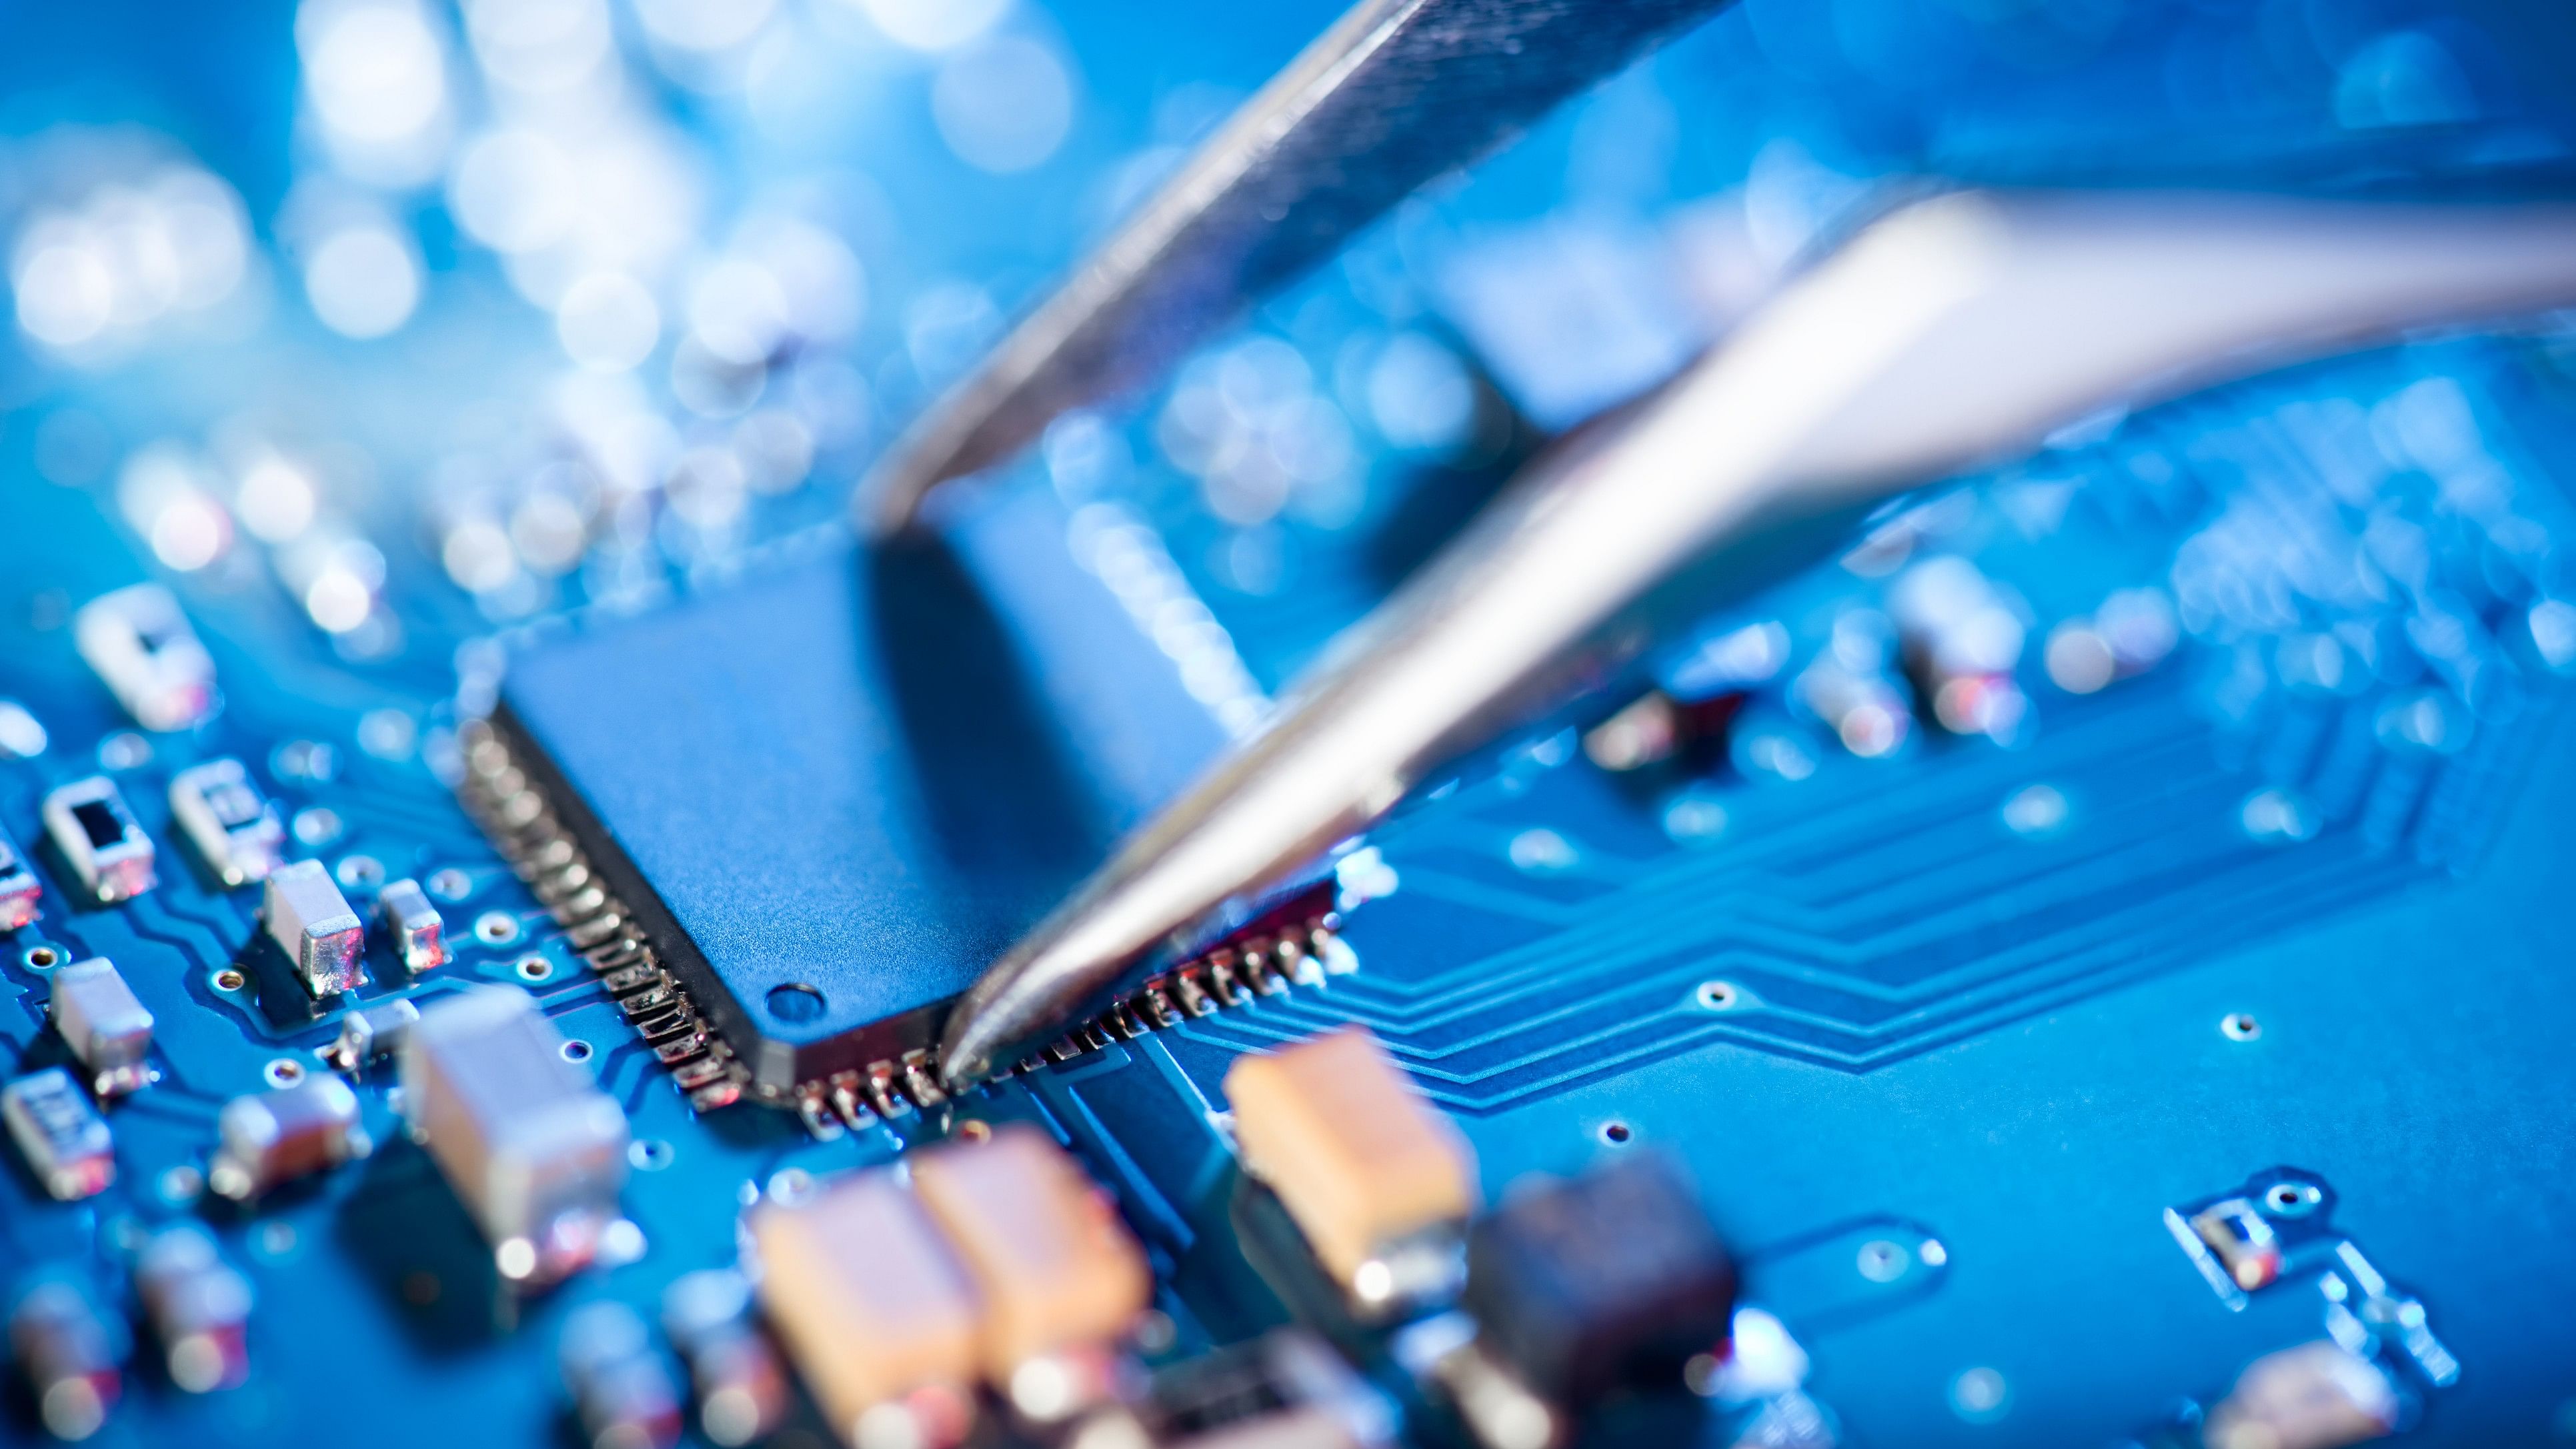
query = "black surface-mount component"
xmin=1461 ymin=1154 xmax=1738 ymax=1410
xmin=470 ymin=497 xmax=1234 ymax=1112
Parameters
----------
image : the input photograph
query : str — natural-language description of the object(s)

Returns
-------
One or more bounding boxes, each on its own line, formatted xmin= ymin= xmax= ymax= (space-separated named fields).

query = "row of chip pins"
xmin=451 ymin=717 xmax=743 ymax=1110
xmin=1016 ymin=910 xmax=1356 ymax=1074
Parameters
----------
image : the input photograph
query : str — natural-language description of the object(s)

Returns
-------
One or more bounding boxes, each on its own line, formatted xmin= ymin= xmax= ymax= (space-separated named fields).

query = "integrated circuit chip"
xmin=469 ymin=495 xmax=1240 ymax=1110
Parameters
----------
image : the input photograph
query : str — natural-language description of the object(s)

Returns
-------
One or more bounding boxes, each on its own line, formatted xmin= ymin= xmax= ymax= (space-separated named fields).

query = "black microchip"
xmin=492 ymin=501 xmax=1230 ymax=1097
xmin=1462 ymin=1155 xmax=1737 ymax=1407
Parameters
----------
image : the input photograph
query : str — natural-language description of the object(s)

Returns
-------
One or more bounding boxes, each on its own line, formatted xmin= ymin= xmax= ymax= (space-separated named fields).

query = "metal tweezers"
xmin=863 ymin=0 xmax=2576 ymax=1087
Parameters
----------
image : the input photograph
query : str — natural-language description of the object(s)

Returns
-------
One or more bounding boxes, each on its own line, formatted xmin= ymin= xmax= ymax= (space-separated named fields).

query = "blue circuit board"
xmin=4 ymin=0 xmax=2576 ymax=1446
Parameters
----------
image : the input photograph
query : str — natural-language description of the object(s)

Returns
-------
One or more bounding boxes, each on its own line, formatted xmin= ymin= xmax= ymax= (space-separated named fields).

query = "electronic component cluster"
xmin=8 ymin=0 xmax=2576 ymax=1443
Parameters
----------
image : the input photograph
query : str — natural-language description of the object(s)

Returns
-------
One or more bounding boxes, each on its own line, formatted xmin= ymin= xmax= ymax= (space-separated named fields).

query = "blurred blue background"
xmin=5 ymin=0 xmax=2573 ymax=687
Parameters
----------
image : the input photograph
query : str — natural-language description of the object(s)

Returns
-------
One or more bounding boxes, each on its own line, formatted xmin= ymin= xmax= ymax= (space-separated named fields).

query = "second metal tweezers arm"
xmin=937 ymin=187 xmax=2576 ymax=1085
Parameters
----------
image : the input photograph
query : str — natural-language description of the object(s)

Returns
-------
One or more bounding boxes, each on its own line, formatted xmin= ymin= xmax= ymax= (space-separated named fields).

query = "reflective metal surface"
xmin=859 ymin=0 xmax=1735 ymax=533
xmin=939 ymin=189 xmax=2576 ymax=1084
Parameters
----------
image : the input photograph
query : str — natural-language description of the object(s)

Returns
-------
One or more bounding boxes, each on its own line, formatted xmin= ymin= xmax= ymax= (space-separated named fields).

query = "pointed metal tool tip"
xmin=853 ymin=446 xmax=945 ymax=541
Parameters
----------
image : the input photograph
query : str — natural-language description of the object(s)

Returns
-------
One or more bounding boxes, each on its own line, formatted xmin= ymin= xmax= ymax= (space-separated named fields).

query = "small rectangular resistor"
xmin=49 ymin=957 xmax=154 ymax=1098
xmin=377 ymin=878 xmax=447 ymax=972
xmin=209 ymin=1075 xmax=372 ymax=1200
xmin=1224 ymin=1028 xmax=1480 ymax=1308
xmin=262 ymin=860 xmax=367 ymax=998
xmin=42 ymin=777 xmax=157 ymax=905
xmin=168 ymin=758 xmax=287 ymax=888
xmin=909 ymin=1124 xmax=1150 ymax=1386
xmin=2 ymin=1068 xmax=115 ymax=1201
xmin=753 ymin=1173 xmax=982 ymax=1444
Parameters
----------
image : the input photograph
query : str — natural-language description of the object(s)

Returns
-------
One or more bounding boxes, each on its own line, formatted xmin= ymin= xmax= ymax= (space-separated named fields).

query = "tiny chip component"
xmin=3 ymin=1068 xmax=115 ymax=1201
xmin=9 ymin=1278 xmax=125 ymax=1442
xmin=73 ymin=583 xmax=219 ymax=732
xmin=559 ymin=1302 xmax=684 ymax=1449
xmin=375 ymin=877 xmax=447 ymax=972
xmin=133 ymin=1224 xmax=253 ymax=1393
xmin=321 ymin=997 xmax=419 ymax=1074
xmin=1457 ymin=1156 xmax=1736 ymax=1421
xmin=753 ymin=1172 xmax=981 ymax=1448
xmin=167 ymin=758 xmax=286 ymax=888
xmin=400 ymin=986 xmax=630 ymax=1284
xmin=49 ymin=956 xmax=155 ymax=1097
xmin=41 ymin=777 xmax=157 ymax=904
xmin=261 ymin=859 xmax=367 ymax=998
xmin=1225 ymin=1027 xmax=1480 ymax=1314
xmin=2204 ymin=1340 xmax=2399 ymax=1449
xmin=662 ymin=1270 xmax=790 ymax=1448
xmin=207 ymin=1074 xmax=373 ymax=1200
xmin=910 ymin=1124 xmax=1151 ymax=1416
xmin=0 ymin=825 xmax=41 ymax=931
xmin=2192 ymin=1199 xmax=2285 ymax=1292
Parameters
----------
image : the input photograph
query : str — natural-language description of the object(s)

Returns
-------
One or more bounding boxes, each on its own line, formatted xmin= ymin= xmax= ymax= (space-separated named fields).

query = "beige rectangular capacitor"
xmin=909 ymin=1124 xmax=1151 ymax=1381
xmin=1224 ymin=1027 xmax=1479 ymax=1300
xmin=753 ymin=1173 xmax=981 ymax=1442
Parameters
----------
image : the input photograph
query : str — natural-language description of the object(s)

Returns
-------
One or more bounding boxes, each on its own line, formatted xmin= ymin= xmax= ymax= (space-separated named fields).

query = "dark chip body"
xmin=1462 ymin=1156 xmax=1737 ymax=1407
xmin=493 ymin=506 xmax=1230 ymax=1096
